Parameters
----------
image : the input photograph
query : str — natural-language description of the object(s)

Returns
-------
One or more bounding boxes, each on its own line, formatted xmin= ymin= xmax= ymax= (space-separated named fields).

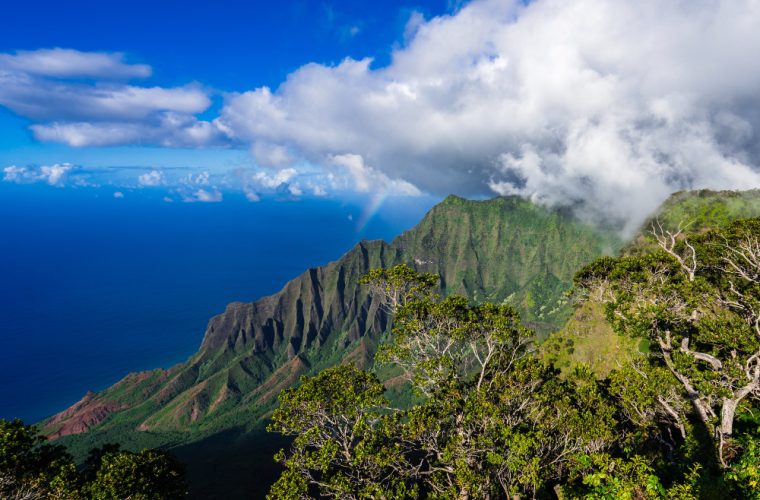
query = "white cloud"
xmin=288 ymin=183 xmax=303 ymax=196
xmin=30 ymin=114 xmax=220 ymax=148
xmin=3 ymin=163 xmax=73 ymax=186
xmin=7 ymin=3 xmax=760 ymax=228
xmin=0 ymin=48 xmax=151 ymax=79
xmin=113 ymin=191 xmax=124 ymax=198
xmin=138 ymin=170 xmax=163 ymax=186
xmin=190 ymin=171 xmax=210 ymax=185
xmin=0 ymin=74 xmax=209 ymax=122
xmin=329 ymin=153 xmax=420 ymax=196
xmin=2 ymin=165 xmax=24 ymax=182
xmin=185 ymin=188 xmax=223 ymax=202
xmin=251 ymin=168 xmax=298 ymax=189
xmin=243 ymin=186 xmax=261 ymax=202
xmin=0 ymin=48 xmax=218 ymax=148
xmin=251 ymin=142 xmax=293 ymax=167
xmin=213 ymin=0 xmax=760 ymax=231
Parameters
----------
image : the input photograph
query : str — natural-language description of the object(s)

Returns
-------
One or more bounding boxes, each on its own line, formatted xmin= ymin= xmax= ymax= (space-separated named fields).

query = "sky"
xmin=3 ymin=0 xmax=760 ymax=233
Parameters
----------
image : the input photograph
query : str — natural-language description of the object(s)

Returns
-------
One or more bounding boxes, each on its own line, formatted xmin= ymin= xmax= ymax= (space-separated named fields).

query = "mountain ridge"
xmin=44 ymin=194 xmax=620 ymax=443
xmin=42 ymin=189 xmax=760 ymax=499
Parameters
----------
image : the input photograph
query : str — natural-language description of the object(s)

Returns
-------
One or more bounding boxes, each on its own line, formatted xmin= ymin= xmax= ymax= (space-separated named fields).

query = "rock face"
xmin=44 ymin=195 xmax=621 ymax=440
xmin=44 ymin=392 xmax=126 ymax=439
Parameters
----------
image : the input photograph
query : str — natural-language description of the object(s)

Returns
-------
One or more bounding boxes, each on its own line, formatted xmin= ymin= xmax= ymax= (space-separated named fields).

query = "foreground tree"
xmin=88 ymin=449 xmax=187 ymax=499
xmin=0 ymin=418 xmax=187 ymax=499
xmin=0 ymin=419 xmax=80 ymax=499
xmin=575 ymin=218 xmax=760 ymax=469
xmin=270 ymin=265 xmax=618 ymax=498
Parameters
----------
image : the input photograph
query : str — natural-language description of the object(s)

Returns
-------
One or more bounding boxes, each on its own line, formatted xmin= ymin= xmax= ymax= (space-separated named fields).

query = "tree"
xmin=0 ymin=418 xmax=187 ymax=499
xmin=0 ymin=418 xmax=80 ymax=499
xmin=88 ymin=449 xmax=187 ymax=499
xmin=270 ymin=265 xmax=619 ymax=498
xmin=267 ymin=365 xmax=413 ymax=499
xmin=575 ymin=218 xmax=760 ymax=468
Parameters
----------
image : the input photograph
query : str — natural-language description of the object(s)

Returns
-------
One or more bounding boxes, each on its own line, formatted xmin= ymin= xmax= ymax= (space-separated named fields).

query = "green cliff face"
xmin=45 ymin=195 xmax=619 ymax=446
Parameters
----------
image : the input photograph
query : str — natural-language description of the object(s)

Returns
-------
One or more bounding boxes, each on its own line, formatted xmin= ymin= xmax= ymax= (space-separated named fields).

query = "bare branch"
xmin=650 ymin=218 xmax=697 ymax=281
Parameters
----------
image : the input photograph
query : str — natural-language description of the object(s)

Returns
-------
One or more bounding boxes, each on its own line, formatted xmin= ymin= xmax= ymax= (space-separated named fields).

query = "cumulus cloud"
xmin=113 ymin=191 xmax=124 ymax=198
xmin=193 ymin=171 xmax=210 ymax=185
xmin=0 ymin=48 xmax=219 ymax=147
xmin=214 ymin=0 xmax=760 ymax=232
xmin=251 ymin=168 xmax=298 ymax=189
xmin=243 ymin=186 xmax=261 ymax=202
xmin=328 ymin=154 xmax=420 ymax=195
xmin=3 ymin=163 xmax=74 ymax=186
xmin=184 ymin=188 xmax=223 ymax=202
xmin=6 ymin=2 xmax=760 ymax=230
xmin=138 ymin=170 xmax=163 ymax=186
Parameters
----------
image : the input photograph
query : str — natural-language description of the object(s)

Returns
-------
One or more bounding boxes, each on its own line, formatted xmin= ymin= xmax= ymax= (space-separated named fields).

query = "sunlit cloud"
xmin=4 ymin=0 xmax=760 ymax=231
xmin=137 ymin=170 xmax=163 ymax=187
xmin=2 ymin=163 xmax=74 ymax=186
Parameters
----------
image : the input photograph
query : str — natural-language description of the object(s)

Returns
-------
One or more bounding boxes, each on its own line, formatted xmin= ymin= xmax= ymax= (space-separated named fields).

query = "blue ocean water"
xmin=0 ymin=184 xmax=437 ymax=422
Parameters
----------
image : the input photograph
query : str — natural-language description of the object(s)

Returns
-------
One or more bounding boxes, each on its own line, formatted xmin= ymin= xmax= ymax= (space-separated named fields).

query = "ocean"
xmin=0 ymin=183 xmax=436 ymax=422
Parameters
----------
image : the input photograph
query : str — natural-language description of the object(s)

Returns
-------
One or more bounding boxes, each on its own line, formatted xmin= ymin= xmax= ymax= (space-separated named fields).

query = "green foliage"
xmin=563 ymin=453 xmax=704 ymax=499
xmin=359 ymin=264 xmax=439 ymax=310
xmin=268 ymin=365 xmax=413 ymax=498
xmin=269 ymin=267 xmax=620 ymax=498
xmin=88 ymin=449 xmax=187 ymax=499
xmin=0 ymin=418 xmax=186 ymax=499
xmin=725 ymin=436 xmax=760 ymax=499
xmin=0 ymin=418 xmax=80 ymax=498
xmin=575 ymin=218 xmax=760 ymax=477
xmin=46 ymin=189 xmax=760 ymax=497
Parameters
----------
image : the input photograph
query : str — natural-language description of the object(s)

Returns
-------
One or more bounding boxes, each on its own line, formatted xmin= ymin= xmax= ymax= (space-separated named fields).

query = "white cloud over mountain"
xmin=4 ymin=0 xmax=760 ymax=230
xmin=214 ymin=0 xmax=760 ymax=231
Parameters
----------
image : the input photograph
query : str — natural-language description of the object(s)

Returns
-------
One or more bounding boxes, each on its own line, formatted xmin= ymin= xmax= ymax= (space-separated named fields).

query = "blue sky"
xmin=2 ymin=0 xmax=760 ymax=232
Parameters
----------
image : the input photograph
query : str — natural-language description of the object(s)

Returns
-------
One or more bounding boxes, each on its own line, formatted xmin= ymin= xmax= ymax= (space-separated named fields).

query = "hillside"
xmin=542 ymin=188 xmax=760 ymax=376
xmin=43 ymin=195 xmax=620 ymax=496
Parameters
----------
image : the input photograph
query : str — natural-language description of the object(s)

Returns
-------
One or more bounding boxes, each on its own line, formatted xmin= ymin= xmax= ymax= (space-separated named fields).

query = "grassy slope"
xmin=542 ymin=189 xmax=760 ymax=377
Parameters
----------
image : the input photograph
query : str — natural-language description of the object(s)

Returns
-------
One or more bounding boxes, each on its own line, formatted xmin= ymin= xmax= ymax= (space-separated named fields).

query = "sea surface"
xmin=0 ymin=184 xmax=436 ymax=422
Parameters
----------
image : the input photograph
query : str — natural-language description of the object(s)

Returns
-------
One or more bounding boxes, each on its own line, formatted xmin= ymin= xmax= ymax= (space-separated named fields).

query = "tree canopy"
xmin=0 ymin=418 xmax=187 ymax=499
xmin=270 ymin=238 xmax=760 ymax=499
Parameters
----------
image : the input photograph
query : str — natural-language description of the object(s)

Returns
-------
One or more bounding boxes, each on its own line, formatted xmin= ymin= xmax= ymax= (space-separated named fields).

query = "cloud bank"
xmin=214 ymin=0 xmax=760 ymax=232
xmin=3 ymin=163 xmax=74 ymax=186
xmin=4 ymin=1 xmax=760 ymax=231
xmin=0 ymin=48 xmax=220 ymax=147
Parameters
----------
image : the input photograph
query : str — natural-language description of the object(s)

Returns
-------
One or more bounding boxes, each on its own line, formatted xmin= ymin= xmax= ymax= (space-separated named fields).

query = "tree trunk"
xmin=720 ymin=397 xmax=738 ymax=437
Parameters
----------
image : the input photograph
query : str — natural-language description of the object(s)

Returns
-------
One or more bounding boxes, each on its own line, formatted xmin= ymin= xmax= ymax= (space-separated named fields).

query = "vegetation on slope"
xmin=45 ymin=196 xmax=618 ymax=455
xmin=543 ymin=188 xmax=760 ymax=377
xmin=35 ymin=189 xmax=760 ymax=498
xmin=270 ymin=246 xmax=760 ymax=498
